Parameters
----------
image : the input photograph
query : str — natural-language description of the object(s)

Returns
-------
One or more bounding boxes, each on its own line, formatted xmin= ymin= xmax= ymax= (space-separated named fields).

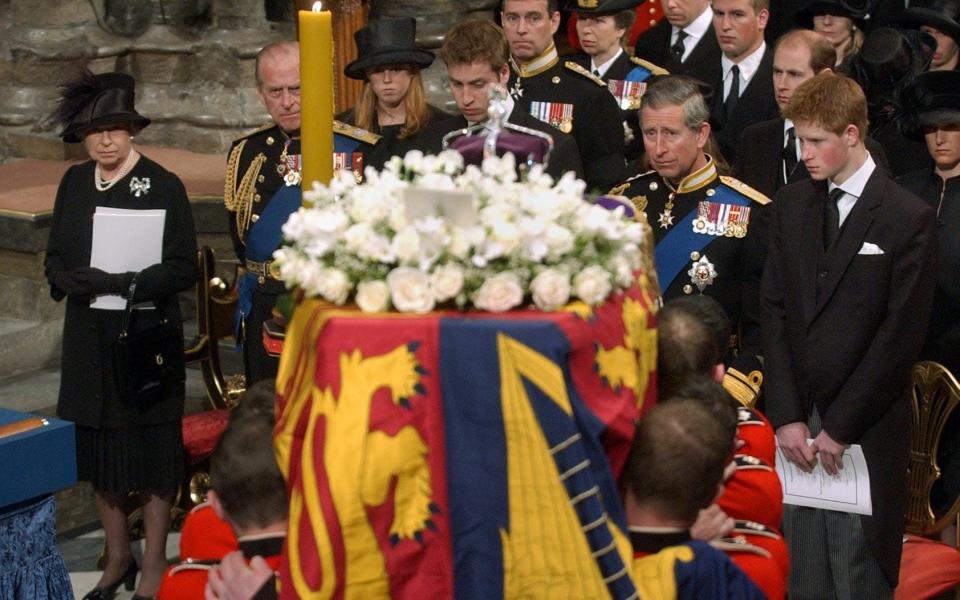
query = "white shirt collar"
xmin=678 ymin=6 xmax=713 ymax=42
xmin=721 ymin=41 xmax=766 ymax=84
xmin=592 ymin=47 xmax=623 ymax=78
xmin=829 ymin=152 xmax=876 ymax=225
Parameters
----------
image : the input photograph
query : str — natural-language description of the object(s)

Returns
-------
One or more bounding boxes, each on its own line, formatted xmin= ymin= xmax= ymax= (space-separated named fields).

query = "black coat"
xmin=633 ymin=19 xmax=723 ymax=87
xmin=509 ymin=58 xmax=627 ymax=190
xmin=438 ymin=109 xmax=585 ymax=181
xmin=897 ymin=168 xmax=960 ymax=375
xmin=45 ymin=156 xmax=198 ymax=429
xmin=710 ymin=47 xmax=780 ymax=166
xmin=762 ymin=169 xmax=937 ymax=585
xmin=734 ymin=117 xmax=892 ymax=199
xmin=338 ymin=105 xmax=455 ymax=172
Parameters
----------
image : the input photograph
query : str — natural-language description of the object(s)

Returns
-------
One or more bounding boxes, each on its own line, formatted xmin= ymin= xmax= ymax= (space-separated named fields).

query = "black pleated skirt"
xmin=75 ymin=421 xmax=183 ymax=493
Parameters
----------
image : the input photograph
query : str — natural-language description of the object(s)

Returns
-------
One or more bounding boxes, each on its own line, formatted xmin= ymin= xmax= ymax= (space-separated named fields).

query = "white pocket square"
xmin=858 ymin=242 xmax=884 ymax=255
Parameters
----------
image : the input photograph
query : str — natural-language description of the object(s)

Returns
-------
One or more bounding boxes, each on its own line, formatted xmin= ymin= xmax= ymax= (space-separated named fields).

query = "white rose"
xmin=431 ymin=264 xmax=465 ymax=303
xmin=473 ymin=272 xmax=524 ymax=312
xmin=573 ymin=265 xmax=613 ymax=306
xmin=391 ymin=227 xmax=422 ymax=264
xmin=544 ymin=223 xmax=575 ymax=256
xmin=387 ymin=267 xmax=436 ymax=314
xmin=315 ymin=267 xmax=351 ymax=305
xmin=610 ymin=255 xmax=635 ymax=288
xmin=530 ymin=269 xmax=571 ymax=311
xmin=355 ymin=280 xmax=390 ymax=313
xmin=489 ymin=221 xmax=521 ymax=254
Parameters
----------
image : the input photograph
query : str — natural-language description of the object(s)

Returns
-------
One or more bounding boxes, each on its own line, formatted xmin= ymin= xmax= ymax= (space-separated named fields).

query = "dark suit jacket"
xmin=761 ymin=168 xmax=937 ymax=585
xmin=734 ymin=117 xmax=892 ymax=199
xmin=710 ymin=47 xmax=779 ymax=166
xmin=437 ymin=110 xmax=584 ymax=181
xmin=633 ymin=19 xmax=722 ymax=86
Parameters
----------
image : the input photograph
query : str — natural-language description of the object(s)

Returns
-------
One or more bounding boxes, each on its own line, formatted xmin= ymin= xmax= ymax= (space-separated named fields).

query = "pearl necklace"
xmin=94 ymin=150 xmax=139 ymax=192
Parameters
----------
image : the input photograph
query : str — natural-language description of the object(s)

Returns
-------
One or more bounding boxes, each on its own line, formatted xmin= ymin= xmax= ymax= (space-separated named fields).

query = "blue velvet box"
xmin=0 ymin=409 xmax=76 ymax=509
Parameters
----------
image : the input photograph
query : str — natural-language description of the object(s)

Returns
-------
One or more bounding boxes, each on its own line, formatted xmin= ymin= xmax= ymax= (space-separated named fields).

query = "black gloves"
xmin=50 ymin=268 xmax=135 ymax=299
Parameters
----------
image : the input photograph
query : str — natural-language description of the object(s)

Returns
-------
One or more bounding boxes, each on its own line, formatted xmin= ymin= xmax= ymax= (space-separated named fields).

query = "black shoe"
xmin=81 ymin=559 xmax=138 ymax=600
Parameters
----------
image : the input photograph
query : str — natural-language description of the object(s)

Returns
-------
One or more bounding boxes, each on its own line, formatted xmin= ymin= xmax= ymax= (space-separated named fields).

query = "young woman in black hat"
xmin=793 ymin=0 xmax=866 ymax=67
xmin=899 ymin=0 xmax=960 ymax=71
xmin=339 ymin=16 xmax=453 ymax=172
xmin=46 ymin=70 xmax=197 ymax=600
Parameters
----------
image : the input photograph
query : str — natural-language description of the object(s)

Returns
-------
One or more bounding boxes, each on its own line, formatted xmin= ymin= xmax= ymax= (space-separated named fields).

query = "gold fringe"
xmin=233 ymin=152 xmax=267 ymax=244
xmin=223 ymin=140 xmax=246 ymax=211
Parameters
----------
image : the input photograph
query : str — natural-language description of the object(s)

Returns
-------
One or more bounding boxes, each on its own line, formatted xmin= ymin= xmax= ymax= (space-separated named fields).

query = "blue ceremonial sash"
xmin=654 ymin=185 xmax=750 ymax=291
xmin=235 ymin=184 xmax=301 ymax=343
xmin=624 ymin=66 xmax=653 ymax=82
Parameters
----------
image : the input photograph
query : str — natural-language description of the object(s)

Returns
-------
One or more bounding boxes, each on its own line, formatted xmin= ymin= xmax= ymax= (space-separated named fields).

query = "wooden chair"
xmin=898 ymin=361 xmax=960 ymax=600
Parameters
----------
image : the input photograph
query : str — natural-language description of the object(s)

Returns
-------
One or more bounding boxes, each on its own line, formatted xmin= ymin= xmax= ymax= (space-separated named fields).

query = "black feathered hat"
xmin=848 ymin=27 xmax=935 ymax=101
xmin=564 ymin=0 xmax=644 ymax=14
xmin=57 ymin=70 xmax=150 ymax=143
xmin=344 ymin=17 xmax=434 ymax=81
xmin=793 ymin=0 xmax=869 ymax=28
xmin=899 ymin=0 xmax=960 ymax=41
xmin=901 ymin=70 xmax=960 ymax=139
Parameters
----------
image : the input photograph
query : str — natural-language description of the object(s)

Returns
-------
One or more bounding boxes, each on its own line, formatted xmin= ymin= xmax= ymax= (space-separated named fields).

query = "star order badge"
xmin=657 ymin=208 xmax=674 ymax=229
xmin=687 ymin=255 xmax=717 ymax=292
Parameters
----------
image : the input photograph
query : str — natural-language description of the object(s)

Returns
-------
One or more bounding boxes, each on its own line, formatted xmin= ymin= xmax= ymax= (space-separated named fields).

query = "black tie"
xmin=670 ymin=30 xmax=688 ymax=68
xmin=782 ymin=127 xmax=798 ymax=183
xmin=823 ymin=187 xmax=844 ymax=250
xmin=724 ymin=65 xmax=740 ymax=121
xmin=593 ymin=68 xmax=601 ymax=78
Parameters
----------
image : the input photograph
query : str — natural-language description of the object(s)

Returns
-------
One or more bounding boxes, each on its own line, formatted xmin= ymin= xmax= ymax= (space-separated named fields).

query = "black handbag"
xmin=112 ymin=274 xmax=185 ymax=406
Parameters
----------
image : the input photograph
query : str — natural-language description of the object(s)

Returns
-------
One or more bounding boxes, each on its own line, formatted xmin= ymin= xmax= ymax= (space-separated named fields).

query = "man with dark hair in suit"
xmin=437 ymin=18 xmax=584 ymax=180
xmin=710 ymin=0 xmax=779 ymax=165
xmin=763 ymin=71 xmax=937 ymax=598
xmin=735 ymin=28 xmax=889 ymax=198
xmin=634 ymin=0 xmax=723 ymax=85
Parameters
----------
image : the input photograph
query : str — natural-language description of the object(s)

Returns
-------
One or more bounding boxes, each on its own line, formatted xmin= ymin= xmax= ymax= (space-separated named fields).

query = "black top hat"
xmin=901 ymin=70 xmax=960 ymax=139
xmin=899 ymin=0 xmax=960 ymax=41
xmin=849 ymin=28 xmax=935 ymax=97
xmin=344 ymin=17 xmax=434 ymax=81
xmin=56 ymin=71 xmax=150 ymax=143
xmin=793 ymin=0 xmax=869 ymax=28
xmin=564 ymin=0 xmax=644 ymax=14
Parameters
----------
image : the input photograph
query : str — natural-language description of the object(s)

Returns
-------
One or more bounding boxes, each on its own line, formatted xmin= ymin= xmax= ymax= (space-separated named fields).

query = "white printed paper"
xmin=89 ymin=207 xmax=165 ymax=310
xmin=775 ymin=441 xmax=873 ymax=515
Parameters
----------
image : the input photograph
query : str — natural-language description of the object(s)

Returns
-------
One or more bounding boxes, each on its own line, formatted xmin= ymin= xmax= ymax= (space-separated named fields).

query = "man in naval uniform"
xmin=501 ymin=0 xmax=628 ymax=190
xmin=225 ymin=41 xmax=377 ymax=384
xmin=609 ymin=75 xmax=770 ymax=406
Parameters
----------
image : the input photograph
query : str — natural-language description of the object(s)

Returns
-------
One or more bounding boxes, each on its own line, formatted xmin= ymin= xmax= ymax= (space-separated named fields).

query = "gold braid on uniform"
xmin=223 ymin=140 xmax=246 ymax=212
xmin=234 ymin=151 xmax=267 ymax=244
xmin=723 ymin=368 xmax=764 ymax=408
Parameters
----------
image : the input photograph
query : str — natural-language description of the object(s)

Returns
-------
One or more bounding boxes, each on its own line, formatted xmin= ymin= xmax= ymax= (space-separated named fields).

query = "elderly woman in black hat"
xmin=46 ymin=70 xmax=197 ymax=600
xmin=900 ymin=0 xmax=960 ymax=71
xmin=339 ymin=17 xmax=452 ymax=171
xmin=794 ymin=0 xmax=866 ymax=66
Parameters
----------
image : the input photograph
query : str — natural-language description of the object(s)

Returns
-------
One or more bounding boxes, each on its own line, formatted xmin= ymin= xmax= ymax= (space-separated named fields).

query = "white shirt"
xmin=829 ymin=152 xmax=876 ymax=226
xmin=782 ymin=118 xmax=800 ymax=181
xmin=592 ymin=48 xmax=623 ymax=79
xmin=671 ymin=6 xmax=713 ymax=63
xmin=721 ymin=41 xmax=766 ymax=101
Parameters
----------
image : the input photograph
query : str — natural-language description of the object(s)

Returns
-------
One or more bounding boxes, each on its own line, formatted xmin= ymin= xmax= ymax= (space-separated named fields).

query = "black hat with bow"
xmin=344 ymin=17 xmax=434 ymax=81
xmin=56 ymin=70 xmax=150 ymax=143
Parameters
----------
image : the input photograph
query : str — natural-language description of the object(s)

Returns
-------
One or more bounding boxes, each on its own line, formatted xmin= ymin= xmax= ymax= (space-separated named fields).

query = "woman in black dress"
xmin=46 ymin=71 xmax=197 ymax=599
xmin=340 ymin=16 xmax=452 ymax=171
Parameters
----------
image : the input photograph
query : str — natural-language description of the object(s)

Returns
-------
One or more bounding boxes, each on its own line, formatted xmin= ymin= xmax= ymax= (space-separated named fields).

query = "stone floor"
xmin=61 ymin=529 xmax=182 ymax=599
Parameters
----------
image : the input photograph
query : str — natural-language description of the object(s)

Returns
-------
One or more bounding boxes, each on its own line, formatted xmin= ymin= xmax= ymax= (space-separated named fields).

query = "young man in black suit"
xmin=436 ymin=18 xmax=584 ymax=180
xmin=633 ymin=0 xmax=722 ymax=85
xmin=710 ymin=0 xmax=779 ymax=165
xmin=762 ymin=72 xmax=938 ymax=599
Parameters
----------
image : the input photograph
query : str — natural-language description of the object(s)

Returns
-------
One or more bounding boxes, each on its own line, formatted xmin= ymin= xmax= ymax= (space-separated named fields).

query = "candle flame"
xmin=312 ymin=1 xmax=322 ymax=11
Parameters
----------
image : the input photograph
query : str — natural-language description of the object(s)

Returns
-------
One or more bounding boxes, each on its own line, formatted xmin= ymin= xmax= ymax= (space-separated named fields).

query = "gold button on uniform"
xmin=251 ymin=214 xmax=259 ymax=223
xmin=683 ymin=284 xmax=693 ymax=294
xmin=254 ymin=194 xmax=261 ymax=203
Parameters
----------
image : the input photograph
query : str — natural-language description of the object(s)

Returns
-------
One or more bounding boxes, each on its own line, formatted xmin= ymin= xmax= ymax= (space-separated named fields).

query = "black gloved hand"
xmin=50 ymin=269 xmax=92 ymax=297
xmin=71 ymin=268 xmax=135 ymax=296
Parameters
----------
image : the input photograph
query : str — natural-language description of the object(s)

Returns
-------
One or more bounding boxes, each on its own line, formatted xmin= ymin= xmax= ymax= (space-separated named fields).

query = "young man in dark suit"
xmin=436 ymin=18 xmax=584 ymax=180
xmin=633 ymin=0 xmax=722 ymax=85
xmin=709 ymin=0 xmax=779 ymax=165
xmin=762 ymin=72 xmax=938 ymax=599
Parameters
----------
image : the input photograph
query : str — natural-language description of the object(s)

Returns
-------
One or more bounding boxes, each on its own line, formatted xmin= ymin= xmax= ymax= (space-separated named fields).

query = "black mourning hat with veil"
xmin=56 ymin=70 xmax=150 ymax=143
xmin=900 ymin=69 xmax=960 ymax=140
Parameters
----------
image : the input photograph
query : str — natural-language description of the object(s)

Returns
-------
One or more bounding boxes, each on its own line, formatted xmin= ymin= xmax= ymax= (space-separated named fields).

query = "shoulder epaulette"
xmin=735 ymin=454 xmax=773 ymax=471
xmin=334 ymin=120 xmax=381 ymax=145
xmin=630 ymin=56 xmax=669 ymax=76
xmin=565 ymin=61 xmax=607 ymax=86
xmin=169 ymin=560 xmax=217 ymax=575
xmin=232 ymin=122 xmax=276 ymax=144
xmin=712 ymin=536 xmax=773 ymax=557
xmin=724 ymin=367 xmax=763 ymax=408
xmin=733 ymin=520 xmax=782 ymax=540
xmin=719 ymin=175 xmax=771 ymax=205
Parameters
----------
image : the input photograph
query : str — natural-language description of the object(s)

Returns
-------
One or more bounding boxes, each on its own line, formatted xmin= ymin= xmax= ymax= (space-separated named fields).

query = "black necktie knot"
xmin=823 ymin=187 xmax=844 ymax=249
xmin=669 ymin=30 xmax=688 ymax=69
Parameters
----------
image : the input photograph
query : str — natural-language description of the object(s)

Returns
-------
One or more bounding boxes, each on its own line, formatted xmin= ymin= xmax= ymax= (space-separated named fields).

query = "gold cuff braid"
xmin=723 ymin=368 xmax=763 ymax=408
